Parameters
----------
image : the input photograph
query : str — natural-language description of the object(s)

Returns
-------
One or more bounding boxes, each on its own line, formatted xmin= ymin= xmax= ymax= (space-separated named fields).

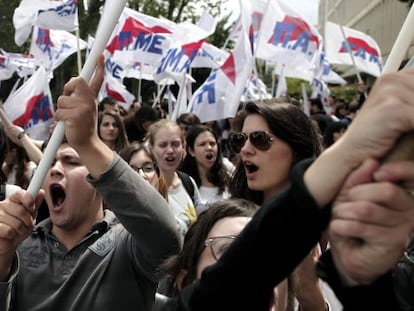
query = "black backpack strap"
xmin=177 ymin=171 xmax=195 ymax=202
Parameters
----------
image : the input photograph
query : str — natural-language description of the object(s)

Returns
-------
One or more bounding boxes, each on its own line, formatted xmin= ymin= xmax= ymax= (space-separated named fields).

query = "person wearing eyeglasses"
xmin=119 ymin=142 xmax=168 ymax=200
xmin=228 ymin=100 xmax=328 ymax=310
xmin=153 ymin=198 xmax=258 ymax=311
xmin=158 ymin=68 xmax=414 ymax=311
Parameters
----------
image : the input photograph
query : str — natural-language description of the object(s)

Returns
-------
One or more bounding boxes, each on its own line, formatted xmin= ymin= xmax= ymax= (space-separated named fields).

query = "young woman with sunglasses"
xmin=228 ymin=100 xmax=329 ymax=310
xmin=180 ymin=124 xmax=232 ymax=206
xmin=119 ymin=142 xmax=168 ymax=200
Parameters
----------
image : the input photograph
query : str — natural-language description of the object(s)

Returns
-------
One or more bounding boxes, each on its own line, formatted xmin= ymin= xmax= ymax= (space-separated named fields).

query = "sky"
xmin=222 ymin=0 xmax=320 ymax=26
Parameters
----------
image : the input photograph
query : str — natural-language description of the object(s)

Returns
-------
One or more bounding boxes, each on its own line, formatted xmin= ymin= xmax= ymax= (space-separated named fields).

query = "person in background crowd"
xmin=98 ymin=96 xmax=120 ymax=115
xmin=125 ymin=104 xmax=160 ymax=143
xmin=180 ymin=125 xmax=231 ymax=207
xmin=322 ymin=121 xmax=347 ymax=149
xmin=3 ymin=138 xmax=36 ymax=189
xmin=176 ymin=113 xmax=201 ymax=138
xmin=3 ymin=124 xmax=43 ymax=165
xmin=0 ymin=123 xmax=21 ymax=198
xmin=97 ymin=110 xmax=129 ymax=152
xmin=119 ymin=142 xmax=168 ymax=200
xmin=147 ymin=119 xmax=202 ymax=238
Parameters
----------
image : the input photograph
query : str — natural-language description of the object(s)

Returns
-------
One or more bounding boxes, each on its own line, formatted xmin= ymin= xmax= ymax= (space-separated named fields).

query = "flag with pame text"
xmin=188 ymin=0 xmax=254 ymax=122
xmin=324 ymin=21 xmax=382 ymax=77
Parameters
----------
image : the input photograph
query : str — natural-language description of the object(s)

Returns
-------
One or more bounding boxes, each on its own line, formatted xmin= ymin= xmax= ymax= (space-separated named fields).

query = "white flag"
xmin=13 ymin=0 xmax=78 ymax=46
xmin=189 ymin=0 xmax=254 ymax=122
xmin=256 ymin=0 xmax=323 ymax=74
xmin=3 ymin=66 xmax=54 ymax=140
xmin=30 ymin=27 xmax=87 ymax=72
xmin=98 ymin=74 xmax=135 ymax=110
xmin=325 ymin=21 xmax=382 ymax=77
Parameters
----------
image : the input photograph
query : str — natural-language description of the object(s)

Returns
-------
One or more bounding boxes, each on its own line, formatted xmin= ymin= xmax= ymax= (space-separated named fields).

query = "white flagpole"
xmin=75 ymin=14 xmax=82 ymax=75
xmin=328 ymin=0 xmax=363 ymax=84
xmin=27 ymin=0 xmax=128 ymax=199
xmin=381 ymin=3 xmax=414 ymax=162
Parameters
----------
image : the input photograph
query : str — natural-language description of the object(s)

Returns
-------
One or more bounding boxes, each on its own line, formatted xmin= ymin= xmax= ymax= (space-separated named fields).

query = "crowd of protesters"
xmin=0 ymin=58 xmax=414 ymax=311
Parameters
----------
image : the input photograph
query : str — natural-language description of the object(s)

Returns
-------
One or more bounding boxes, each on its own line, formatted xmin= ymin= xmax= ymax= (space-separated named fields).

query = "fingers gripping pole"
xmin=27 ymin=0 xmax=128 ymax=198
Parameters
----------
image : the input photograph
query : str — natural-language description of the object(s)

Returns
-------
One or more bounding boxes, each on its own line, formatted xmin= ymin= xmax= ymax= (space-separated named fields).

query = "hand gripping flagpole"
xmin=27 ymin=0 xmax=128 ymax=199
xmin=381 ymin=3 xmax=414 ymax=163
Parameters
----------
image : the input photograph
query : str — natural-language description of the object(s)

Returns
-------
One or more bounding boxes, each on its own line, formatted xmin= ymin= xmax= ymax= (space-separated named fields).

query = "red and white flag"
xmin=188 ymin=0 xmax=254 ymax=122
xmin=3 ymin=66 xmax=54 ymax=140
xmin=98 ymin=74 xmax=135 ymax=110
xmin=256 ymin=0 xmax=322 ymax=74
xmin=30 ymin=27 xmax=86 ymax=72
xmin=324 ymin=21 xmax=382 ymax=77
xmin=191 ymin=42 xmax=229 ymax=69
xmin=154 ymin=11 xmax=216 ymax=84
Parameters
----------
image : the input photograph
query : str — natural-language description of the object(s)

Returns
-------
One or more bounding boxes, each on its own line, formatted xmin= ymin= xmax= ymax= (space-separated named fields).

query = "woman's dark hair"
xmin=3 ymin=139 xmax=32 ymax=188
xmin=98 ymin=110 xmax=129 ymax=152
xmin=119 ymin=142 xmax=168 ymax=200
xmin=161 ymin=198 xmax=259 ymax=296
xmin=229 ymin=100 xmax=322 ymax=205
xmin=176 ymin=113 xmax=201 ymax=127
xmin=323 ymin=121 xmax=347 ymax=148
xmin=180 ymin=124 xmax=229 ymax=194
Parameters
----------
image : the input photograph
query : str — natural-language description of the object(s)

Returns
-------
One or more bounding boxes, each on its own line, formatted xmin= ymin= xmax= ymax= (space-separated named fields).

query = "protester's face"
xmin=43 ymin=144 xmax=101 ymax=232
xmin=189 ymin=131 xmax=218 ymax=170
xmin=103 ymin=103 xmax=120 ymax=114
xmin=99 ymin=114 xmax=119 ymax=144
xmin=240 ymin=114 xmax=293 ymax=202
xmin=129 ymin=149 xmax=159 ymax=189
xmin=196 ymin=216 xmax=250 ymax=278
xmin=151 ymin=126 xmax=184 ymax=174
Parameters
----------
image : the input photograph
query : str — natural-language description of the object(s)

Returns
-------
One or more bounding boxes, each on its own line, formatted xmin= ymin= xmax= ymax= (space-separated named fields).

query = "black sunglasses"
xmin=228 ymin=131 xmax=274 ymax=153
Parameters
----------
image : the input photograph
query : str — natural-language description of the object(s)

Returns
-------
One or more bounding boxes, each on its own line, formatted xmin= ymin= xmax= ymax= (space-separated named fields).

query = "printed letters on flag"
xmin=13 ymin=0 xmax=78 ymax=46
xmin=255 ymin=0 xmax=322 ymax=74
xmin=3 ymin=66 xmax=54 ymax=140
xmin=188 ymin=0 xmax=254 ymax=122
xmin=30 ymin=27 xmax=87 ymax=72
xmin=324 ymin=21 xmax=382 ymax=77
xmin=154 ymin=12 xmax=216 ymax=84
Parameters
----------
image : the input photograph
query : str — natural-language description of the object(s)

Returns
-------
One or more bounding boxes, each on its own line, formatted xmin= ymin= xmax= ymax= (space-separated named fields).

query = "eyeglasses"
xmin=204 ymin=235 xmax=237 ymax=261
xmin=131 ymin=162 xmax=156 ymax=174
xmin=228 ymin=131 xmax=275 ymax=153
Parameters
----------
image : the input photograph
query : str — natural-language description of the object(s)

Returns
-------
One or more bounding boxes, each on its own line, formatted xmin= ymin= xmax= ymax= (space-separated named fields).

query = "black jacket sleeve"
xmin=162 ymin=158 xmax=331 ymax=311
xmin=317 ymin=250 xmax=399 ymax=311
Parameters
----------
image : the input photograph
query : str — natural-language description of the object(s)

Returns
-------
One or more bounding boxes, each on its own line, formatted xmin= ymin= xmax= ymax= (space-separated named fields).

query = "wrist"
xmin=17 ymin=131 xmax=26 ymax=140
xmin=304 ymin=142 xmax=356 ymax=207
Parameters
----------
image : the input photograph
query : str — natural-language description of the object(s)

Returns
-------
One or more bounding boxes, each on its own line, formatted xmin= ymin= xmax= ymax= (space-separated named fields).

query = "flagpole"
xmin=152 ymin=84 xmax=167 ymax=107
xmin=27 ymin=0 xmax=128 ymax=199
xmin=381 ymin=3 xmax=414 ymax=163
xmin=138 ymin=63 xmax=142 ymax=103
xmin=75 ymin=13 xmax=82 ymax=75
xmin=328 ymin=0 xmax=363 ymax=85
